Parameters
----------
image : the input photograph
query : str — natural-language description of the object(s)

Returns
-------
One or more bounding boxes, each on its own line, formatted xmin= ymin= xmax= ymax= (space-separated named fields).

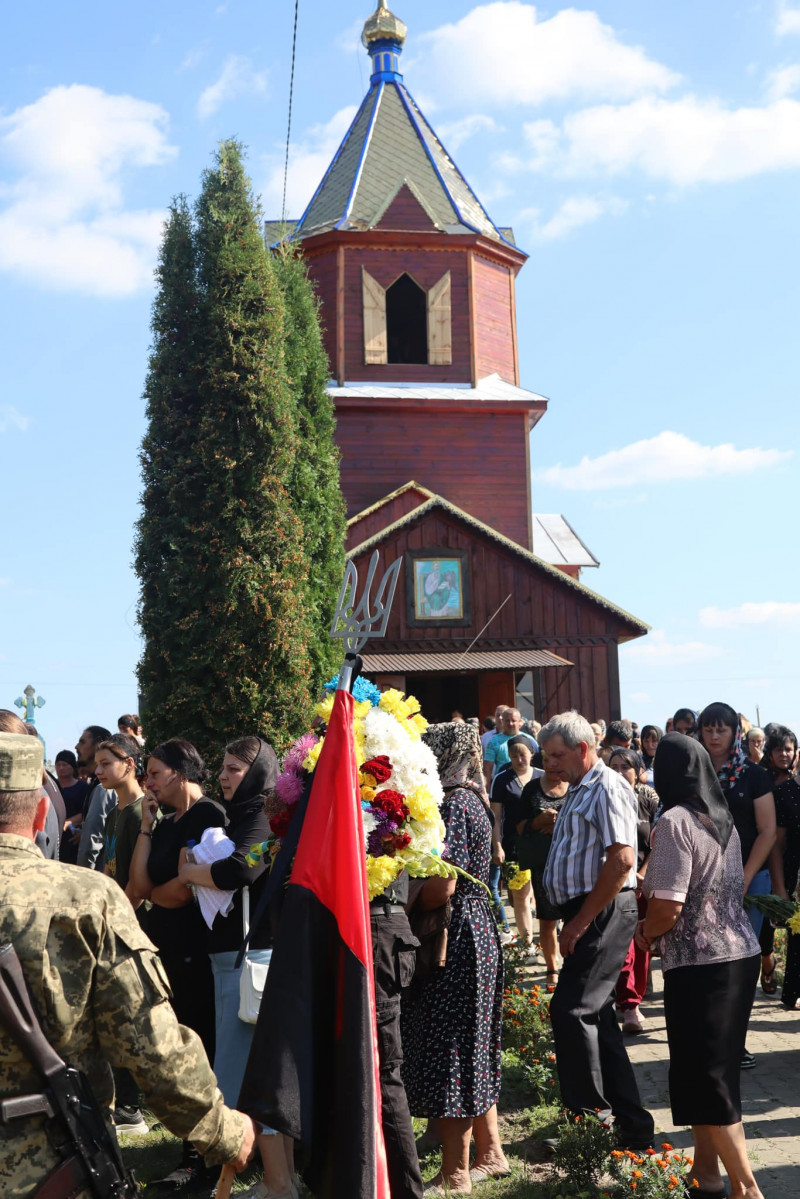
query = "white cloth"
xmin=192 ymin=826 xmax=236 ymax=929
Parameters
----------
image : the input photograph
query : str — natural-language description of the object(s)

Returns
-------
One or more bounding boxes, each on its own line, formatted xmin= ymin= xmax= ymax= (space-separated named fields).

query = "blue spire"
xmin=362 ymin=1 xmax=406 ymax=83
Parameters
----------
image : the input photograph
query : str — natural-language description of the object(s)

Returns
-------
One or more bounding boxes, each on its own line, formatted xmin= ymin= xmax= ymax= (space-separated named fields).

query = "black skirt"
xmin=530 ymin=866 xmax=561 ymax=923
xmin=664 ymin=954 xmax=759 ymax=1126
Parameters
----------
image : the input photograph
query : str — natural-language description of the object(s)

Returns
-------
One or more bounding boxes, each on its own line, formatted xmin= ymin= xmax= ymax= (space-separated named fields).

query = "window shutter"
xmin=427 ymin=271 xmax=452 ymax=365
xmin=362 ymin=269 xmax=387 ymax=365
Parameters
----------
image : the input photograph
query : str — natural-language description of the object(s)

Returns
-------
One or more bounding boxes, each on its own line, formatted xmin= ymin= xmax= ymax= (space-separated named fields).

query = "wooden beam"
xmin=509 ymin=268 xmax=520 ymax=386
xmin=336 ymin=245 xmax=345 ymax=386
xmin=467 ymin=250 xmax=477 ymax=385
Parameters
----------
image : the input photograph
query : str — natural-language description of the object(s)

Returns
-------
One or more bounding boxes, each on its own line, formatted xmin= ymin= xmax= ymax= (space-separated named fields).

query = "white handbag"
xmin=238 ymin=888 xmax=269 ymax=1024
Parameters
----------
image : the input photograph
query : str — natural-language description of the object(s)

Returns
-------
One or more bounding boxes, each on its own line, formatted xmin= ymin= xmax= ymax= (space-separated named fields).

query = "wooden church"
xmin=268 ymin=1 xmax=647 ymax=722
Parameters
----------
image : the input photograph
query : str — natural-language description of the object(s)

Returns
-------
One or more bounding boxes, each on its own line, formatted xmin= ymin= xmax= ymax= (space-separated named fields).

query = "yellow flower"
xmin=302 ymin=739 xmax=323 ymax=772
xmin=787 ymin=908 xmax=800 ymax=935
xmin=406 ymin=713 xmax=428 ymax=740
xmin=313 ymin=694 xmax=335 ymax=724
xmin=354 ymin=698 xmax=373 ymax=721
xmin=507 ymin=868 xmax=531 ymax=891
xmin=407 ymin=783 xmax=439 ymax=824
xmin=404 ymin=694 xmax=421 ymax=715
xmin=360 ymin=785 xmax=377 ymax=805
xmin=366 ymin=854 xmax=402 ymax=900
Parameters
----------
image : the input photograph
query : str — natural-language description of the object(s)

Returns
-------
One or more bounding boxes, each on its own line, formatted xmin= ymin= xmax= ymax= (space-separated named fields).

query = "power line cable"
xmin=281 ymin=0 xmax=300 ymax=227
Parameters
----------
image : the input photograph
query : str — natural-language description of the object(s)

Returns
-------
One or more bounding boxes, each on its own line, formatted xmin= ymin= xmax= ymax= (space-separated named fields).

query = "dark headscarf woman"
xmin=178 ymin=737 xmax=295 ymax=1199
xmin=401 ymin=723 xmax=508 ymax=1195
xmin=637 ymin=734 xmax=762 ymax=1199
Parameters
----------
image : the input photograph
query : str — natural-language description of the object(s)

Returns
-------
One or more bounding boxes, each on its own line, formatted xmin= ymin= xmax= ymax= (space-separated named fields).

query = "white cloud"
xmin=699 ymin=602 xmax=800 ymax=630
xmin=623 ymin=630 xmax=724 ymax=667
xmin=438 ymin=114 xmax=498 ymax=152
xmin=197 ymin=56 xmax=268 ymax=119
xmin=776 ymin=2 xmax=800 ymax=35
xmin=536 ymin=430 xmax=792 ymax=491
xmin=260 ymin=106 xmax=358 ymax=219
xmin=524 ymin=95 xmax=800 ymax=185
xmin=522 ymin=194 xmax=628 ymax=242
xmin=0 ymin=405 xmax=29 ymax=434
xmin=765 ymin=63 xmax=800 ymax=100
xmin=418 ymin=3 xmax=679 ymax=107
xmin=0 ymin=85 xmax=175 ymax=296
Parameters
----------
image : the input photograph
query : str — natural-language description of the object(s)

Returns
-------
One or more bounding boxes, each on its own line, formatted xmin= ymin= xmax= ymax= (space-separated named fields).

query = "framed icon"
xmin=405 ymin=548 xmax=471 ymax=627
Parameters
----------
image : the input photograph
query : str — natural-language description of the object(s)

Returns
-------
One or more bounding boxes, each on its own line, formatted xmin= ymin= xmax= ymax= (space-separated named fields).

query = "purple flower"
xmin=275 ymin=772 xmax=305 ymax=805
xmin=283 ymin=733 xmax=318 ymax=773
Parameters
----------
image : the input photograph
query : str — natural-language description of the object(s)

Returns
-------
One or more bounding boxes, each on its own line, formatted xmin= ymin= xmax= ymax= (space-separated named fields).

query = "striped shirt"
xmin=543 ymin=758 xmax=638 ymax=906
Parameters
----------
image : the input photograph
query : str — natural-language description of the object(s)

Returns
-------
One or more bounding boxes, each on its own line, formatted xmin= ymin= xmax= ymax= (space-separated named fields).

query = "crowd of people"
xmin=1 ymin=692 xmax=797 ymax=1199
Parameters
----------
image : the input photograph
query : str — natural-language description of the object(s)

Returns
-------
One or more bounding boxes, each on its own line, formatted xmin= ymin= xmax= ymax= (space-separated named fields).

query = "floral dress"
xmin=401 ymin=786 xmax=503 ymax=1117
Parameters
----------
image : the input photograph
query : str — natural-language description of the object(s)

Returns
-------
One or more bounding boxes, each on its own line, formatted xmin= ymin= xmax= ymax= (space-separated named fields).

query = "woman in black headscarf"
xmin=636 ymin=734 xmax=762 ymax=1199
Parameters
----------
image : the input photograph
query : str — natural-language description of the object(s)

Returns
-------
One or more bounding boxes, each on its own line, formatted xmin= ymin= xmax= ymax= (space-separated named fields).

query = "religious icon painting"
xmin=404 ymin=547 xmax=471 ymax=627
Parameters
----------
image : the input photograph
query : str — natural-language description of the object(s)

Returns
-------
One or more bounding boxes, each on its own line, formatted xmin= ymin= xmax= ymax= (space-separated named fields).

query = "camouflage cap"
xmin=0 ymin=732 xmax=44 ymax=791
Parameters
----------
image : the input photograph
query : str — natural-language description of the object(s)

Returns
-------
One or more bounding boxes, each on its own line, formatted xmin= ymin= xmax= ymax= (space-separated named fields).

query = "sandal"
xmin=761 ymin=955 xmax=778 ymax=995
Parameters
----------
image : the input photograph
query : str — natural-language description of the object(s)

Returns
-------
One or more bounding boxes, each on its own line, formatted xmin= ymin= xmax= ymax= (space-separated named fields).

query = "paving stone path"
xmin=527 ymin=948 xmax=800 ymax=1197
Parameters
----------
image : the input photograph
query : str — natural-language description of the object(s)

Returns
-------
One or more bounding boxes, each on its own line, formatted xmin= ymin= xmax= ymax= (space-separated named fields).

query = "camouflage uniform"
xmin=0 ymin=833 xmax=247 ymax=1199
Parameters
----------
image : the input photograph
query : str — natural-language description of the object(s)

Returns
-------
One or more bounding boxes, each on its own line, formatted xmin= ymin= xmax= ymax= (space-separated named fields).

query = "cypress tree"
xmin=273 ymin=245 xmax=346 ymax=692
xmin=136 ymin=142 xmax=315 ymax=760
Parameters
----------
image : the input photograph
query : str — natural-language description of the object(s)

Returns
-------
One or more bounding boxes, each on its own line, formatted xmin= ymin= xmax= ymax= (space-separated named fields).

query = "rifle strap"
xmin=33 ymin=1154 xmax=86 ymax=1199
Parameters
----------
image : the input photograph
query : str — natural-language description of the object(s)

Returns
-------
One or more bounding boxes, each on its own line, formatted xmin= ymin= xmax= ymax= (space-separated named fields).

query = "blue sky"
xmin=3 ymin=0 xmax=799 ymax=756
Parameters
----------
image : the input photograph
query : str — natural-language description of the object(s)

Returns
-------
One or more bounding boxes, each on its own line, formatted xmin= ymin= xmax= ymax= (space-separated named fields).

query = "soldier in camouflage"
xmin=0 ymin=731 xmax=257 ymax=1198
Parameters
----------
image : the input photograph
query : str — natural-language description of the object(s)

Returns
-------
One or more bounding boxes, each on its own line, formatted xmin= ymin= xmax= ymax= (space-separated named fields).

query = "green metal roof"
xmin=284 ymin=79 xmax=516 ymax=248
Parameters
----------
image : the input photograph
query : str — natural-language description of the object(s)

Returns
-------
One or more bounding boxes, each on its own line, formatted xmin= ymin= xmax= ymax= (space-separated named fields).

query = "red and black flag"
xmin=238 ymin=687 xmax=390 ymax=1199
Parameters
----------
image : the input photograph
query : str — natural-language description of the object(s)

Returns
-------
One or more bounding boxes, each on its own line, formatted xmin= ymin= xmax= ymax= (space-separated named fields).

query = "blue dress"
xmin=401 ymin=787 xmax=503 ymax=1117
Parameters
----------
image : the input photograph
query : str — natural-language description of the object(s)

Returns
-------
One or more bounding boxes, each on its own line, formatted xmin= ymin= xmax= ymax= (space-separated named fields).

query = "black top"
xmin=721 ymin=760 xmax=772 ymax=865
xmin=775 ymin=777 xmax=800 ymax=892
xmin=490 ymin=765 xmax=533 ymax=856
xmin=59 ymin=779 xmax=89 ymax=819
xmin=208 ymin=738 xmax=279 ymax=953
xmin=518 ymin=776 xmax=569 ymax=829
xmin=208 ymin=802 xmax=274 ymax=953
xmin=144 ymin=798 xmax=226 ymax=957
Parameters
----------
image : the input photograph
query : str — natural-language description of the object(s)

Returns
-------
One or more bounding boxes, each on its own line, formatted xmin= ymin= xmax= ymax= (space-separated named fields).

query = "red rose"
xmin=393 ymin=831 xmax=412 ymax=850
xmin=361 ymin=755 xmax=393 ymax=784
xmin=373 ymin=788 xmax=409 ymax=825
xmin=270 ymin=807 xmax=292 ymax=838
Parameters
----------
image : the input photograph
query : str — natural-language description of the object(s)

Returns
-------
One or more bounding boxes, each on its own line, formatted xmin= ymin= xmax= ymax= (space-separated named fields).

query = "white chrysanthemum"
xmin=363 ymin=708 xmax=444 ymax=806
xmin=361 ymin=806 xmax=378 ymax=853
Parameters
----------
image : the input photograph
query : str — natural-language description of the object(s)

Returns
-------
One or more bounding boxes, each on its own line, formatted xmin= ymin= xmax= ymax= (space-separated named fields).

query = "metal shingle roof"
xmin=361 ymin=648 xmax=573 ymax=674
xmin=288 ymin=79 xmax=513 ymax=246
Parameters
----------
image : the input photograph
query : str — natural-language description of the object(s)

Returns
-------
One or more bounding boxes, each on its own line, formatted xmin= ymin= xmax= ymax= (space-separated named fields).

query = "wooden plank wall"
xmin=341 ymin=247 xmax=472 ymax=382
xmin=350 ymin=508 xmax=631 ymax=720
xmin=473 ymin=255 xmax=516 ymax=384
xmin=304 ymin=249 xmax=339 ymax=375
xmin=334 ymin=406 xmax=531 ymax=546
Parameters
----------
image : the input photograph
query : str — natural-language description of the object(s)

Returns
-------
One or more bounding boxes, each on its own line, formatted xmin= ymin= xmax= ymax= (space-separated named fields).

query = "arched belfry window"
xmin=362 ymin=268 xmax=452 ymax=367
xmin=386 ymin=274 xmax=427 ymax=364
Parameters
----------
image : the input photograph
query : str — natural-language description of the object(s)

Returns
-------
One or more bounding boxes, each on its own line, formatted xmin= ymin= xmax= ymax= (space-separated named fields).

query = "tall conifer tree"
xmin=273 ymin=245 xmax=345 ymax=689
xmin=136 ymin=143 xmax=319 ymax=758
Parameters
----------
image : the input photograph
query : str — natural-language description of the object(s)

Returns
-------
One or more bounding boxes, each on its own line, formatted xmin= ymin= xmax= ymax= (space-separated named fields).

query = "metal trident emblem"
xmin=330 ymin=551 xmax=401 ymax=654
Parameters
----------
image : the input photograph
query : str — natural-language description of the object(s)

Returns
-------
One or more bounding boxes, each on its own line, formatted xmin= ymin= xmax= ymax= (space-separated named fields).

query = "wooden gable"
xmin=374 ymin=182 xmax=439 ymax=232
xmin=349 ymin=501 xmax=646 ymax=721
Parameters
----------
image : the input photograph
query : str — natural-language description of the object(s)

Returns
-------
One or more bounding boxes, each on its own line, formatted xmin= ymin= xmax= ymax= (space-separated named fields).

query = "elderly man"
xmin=540 ymin=712 xmax=654 ymax=1150
xmin=0 ymin=732 xmax=256 ymax=1197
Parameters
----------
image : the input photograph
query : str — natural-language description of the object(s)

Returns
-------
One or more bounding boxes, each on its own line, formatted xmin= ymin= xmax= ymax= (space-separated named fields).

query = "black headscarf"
xmin=640 ymin=724 xmax=663 ymax=770
xmin=229 ymin=738 xmax=279 ymax=816
xmin=653 ymin=733 xmax=734 ymax=849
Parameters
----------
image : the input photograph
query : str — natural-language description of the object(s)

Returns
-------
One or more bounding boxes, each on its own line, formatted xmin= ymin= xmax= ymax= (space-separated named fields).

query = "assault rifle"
xmin=0 ymin=941 xmax=139 ymax=1198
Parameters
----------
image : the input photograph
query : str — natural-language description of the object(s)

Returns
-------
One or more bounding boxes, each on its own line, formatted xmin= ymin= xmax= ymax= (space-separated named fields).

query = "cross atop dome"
xmin=362 ymin=1 xmax=407 ymax=81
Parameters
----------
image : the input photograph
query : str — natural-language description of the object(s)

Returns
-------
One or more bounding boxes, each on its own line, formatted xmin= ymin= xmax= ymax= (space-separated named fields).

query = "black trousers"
xmin=371 ymin=909 xmax=424 ymax=1199
xmin=549 ymin=890 xmax=654 ymax=1147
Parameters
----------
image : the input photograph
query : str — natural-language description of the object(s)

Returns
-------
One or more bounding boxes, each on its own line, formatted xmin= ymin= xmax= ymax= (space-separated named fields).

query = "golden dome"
xmin=362 ymin=1 xmax=407 ymax=48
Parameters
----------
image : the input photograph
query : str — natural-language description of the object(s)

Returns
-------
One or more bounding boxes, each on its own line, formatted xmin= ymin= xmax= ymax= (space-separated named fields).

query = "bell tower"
xmin=266 ymin=2 xmax=548 ymax=550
